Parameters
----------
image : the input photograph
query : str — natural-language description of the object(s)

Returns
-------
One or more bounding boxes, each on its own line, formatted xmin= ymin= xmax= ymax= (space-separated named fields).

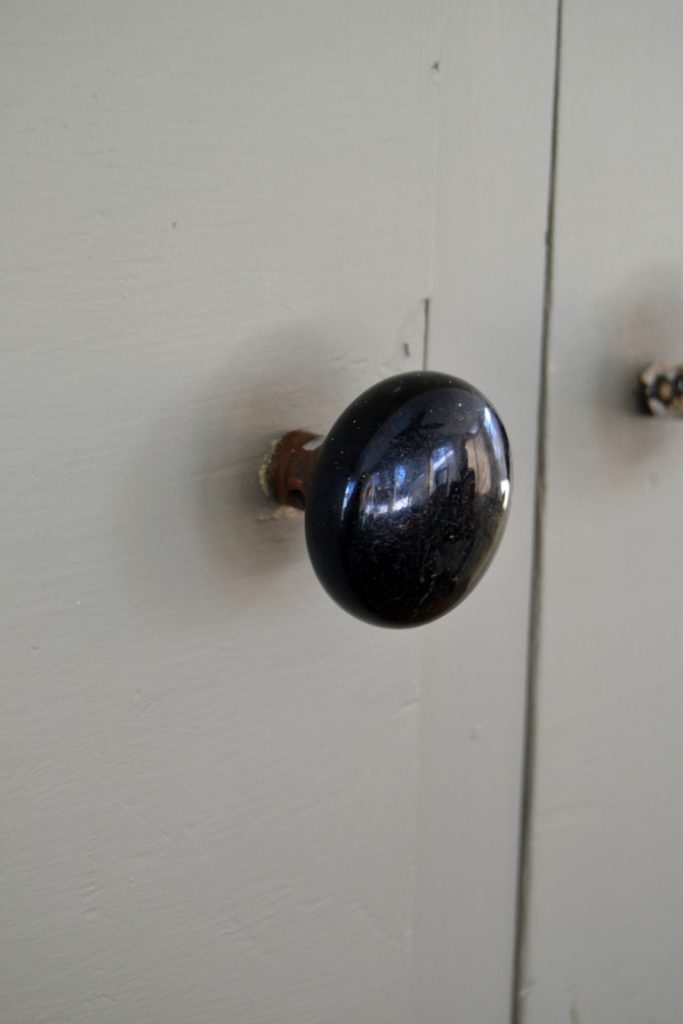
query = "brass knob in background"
xmin=640 ymin=362 xmax=683 ymax=417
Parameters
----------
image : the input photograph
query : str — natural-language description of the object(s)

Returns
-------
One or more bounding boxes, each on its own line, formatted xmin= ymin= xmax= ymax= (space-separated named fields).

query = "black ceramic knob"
xmin=265 ymin=370 xmax=511 ymax=628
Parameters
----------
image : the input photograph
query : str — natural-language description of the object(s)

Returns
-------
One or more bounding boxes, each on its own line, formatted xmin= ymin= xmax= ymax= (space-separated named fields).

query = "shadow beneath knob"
xmin=125 ymin=326 xmax=341 ymax=624
xmin=124 ymin=304 xmax=421 ymax=627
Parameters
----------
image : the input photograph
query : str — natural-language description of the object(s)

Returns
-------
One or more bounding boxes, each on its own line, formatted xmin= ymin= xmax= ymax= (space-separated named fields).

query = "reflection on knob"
xmin=262 ymin=371 xmax=511 ymax=628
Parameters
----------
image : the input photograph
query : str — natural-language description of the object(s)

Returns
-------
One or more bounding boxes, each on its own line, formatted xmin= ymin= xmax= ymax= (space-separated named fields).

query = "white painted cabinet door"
xmin=519 ymin=3 xmax=683 ymax=1023
xmin=0 ymin=3 xmax=555 ymax=1022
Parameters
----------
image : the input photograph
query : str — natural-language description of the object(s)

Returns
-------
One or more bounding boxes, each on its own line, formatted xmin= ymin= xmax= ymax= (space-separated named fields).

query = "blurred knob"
xmin=262 ymin=370 xmax=511 ymax=628
xmin=639 ymin=362 xmax=683 ymax=418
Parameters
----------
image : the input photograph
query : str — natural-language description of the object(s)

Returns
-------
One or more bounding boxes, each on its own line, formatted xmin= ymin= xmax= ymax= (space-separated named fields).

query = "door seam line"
xmin=510 ymin=1 xmax=565 ymax=1021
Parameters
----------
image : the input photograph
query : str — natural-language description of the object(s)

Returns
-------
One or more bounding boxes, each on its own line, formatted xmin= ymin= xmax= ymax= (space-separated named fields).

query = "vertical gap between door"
xmin=510 ymin=1 xmax=564 ymax=1021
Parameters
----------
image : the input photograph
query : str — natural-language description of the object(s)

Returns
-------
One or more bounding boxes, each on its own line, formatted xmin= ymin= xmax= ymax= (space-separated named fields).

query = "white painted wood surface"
xmin=412 ymin=3 xmax=557 ymax=1022
xmin=0 ymin=2 xmax=560 ymax=1021
xmin=520 ymin=3 xmax=683 ymax=1022
xmin=0 ymin=4 xmax=434 ymax=1021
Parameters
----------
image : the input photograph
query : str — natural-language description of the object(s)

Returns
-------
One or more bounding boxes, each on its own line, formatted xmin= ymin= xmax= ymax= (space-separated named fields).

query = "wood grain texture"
xmin=411 ymin=3 xmax=558 ymax=1022
xmin=0 ymin=3 xmax=435 ymax=1021
xmin=520 ymin=3 xmax=683 ymax=1022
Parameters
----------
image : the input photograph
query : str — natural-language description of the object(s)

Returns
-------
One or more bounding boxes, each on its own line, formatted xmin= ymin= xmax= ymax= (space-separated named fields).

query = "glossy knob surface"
xmin=305 ymin=371 xmax=511 ymax=627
